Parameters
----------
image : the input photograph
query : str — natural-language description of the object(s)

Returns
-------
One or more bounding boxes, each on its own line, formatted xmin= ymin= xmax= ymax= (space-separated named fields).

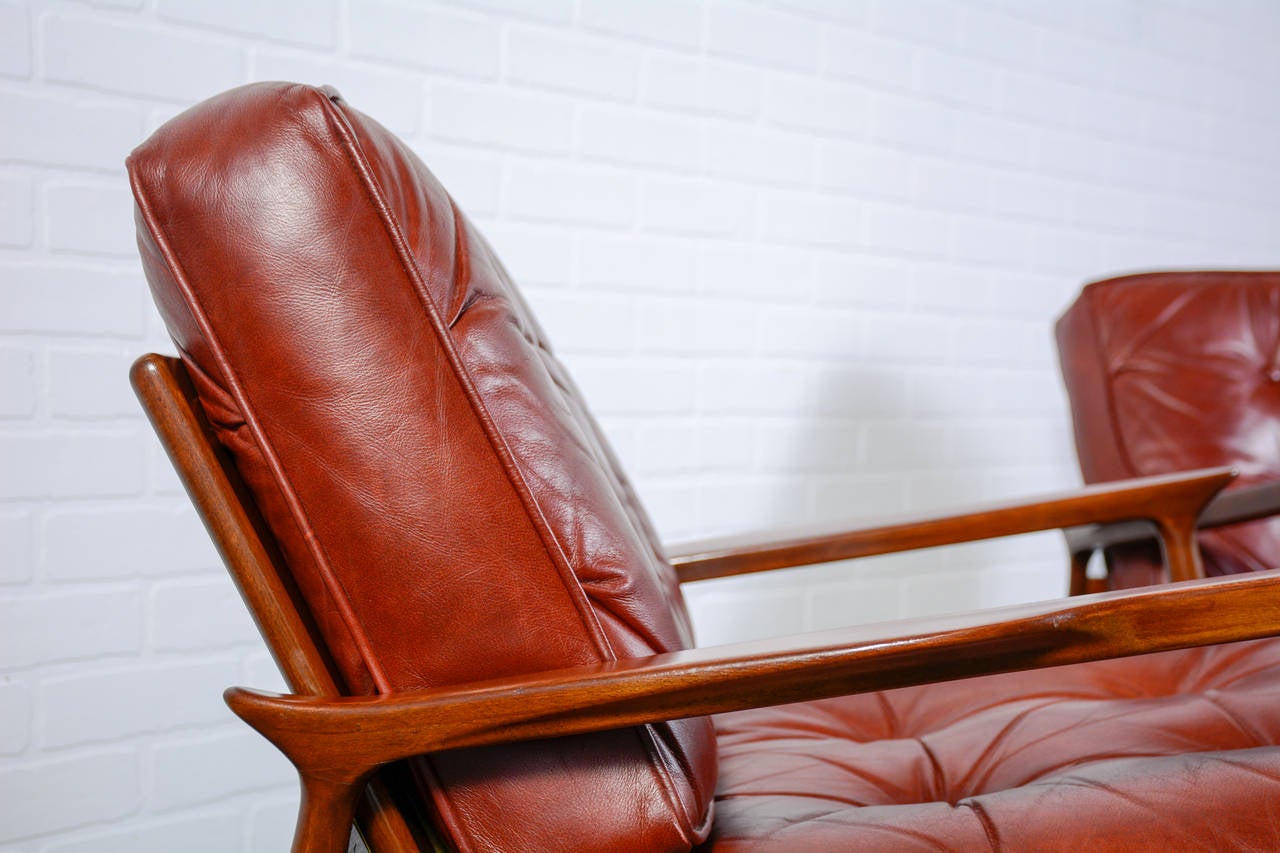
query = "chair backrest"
xmin=131 ymin=352 xmax=432 ymax=848
xmin=127 ymin=82 xmax=715 ymax=851
xmin=1057 ymin=271 xmax=1280 ymax=584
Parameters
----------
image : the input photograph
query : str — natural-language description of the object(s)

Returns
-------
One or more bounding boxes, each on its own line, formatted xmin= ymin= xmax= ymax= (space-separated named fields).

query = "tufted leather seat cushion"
xmin=1058 ymin=272 xmax=1280 ymax=588
xmin=705 ymin=638 xmax=1280 ymax=851
xmin=128 ymin=82 xmax=714 ymax=852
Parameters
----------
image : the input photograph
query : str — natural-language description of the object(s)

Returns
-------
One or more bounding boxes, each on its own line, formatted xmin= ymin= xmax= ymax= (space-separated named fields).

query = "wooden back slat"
xmin=130 ymin=353 xmax=429 ymax=852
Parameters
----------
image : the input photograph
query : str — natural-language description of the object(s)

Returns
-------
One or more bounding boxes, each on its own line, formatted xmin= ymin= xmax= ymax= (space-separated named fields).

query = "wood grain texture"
xmin=133 ymin=352 xmax=1271 ymax=853
xmin=130 ymin=354 xmax=425 ymax=853
xmin=667 ymin=468 xmax=1233 ymax=583
xmin=1064 ymin=478 xmax=1280 ymax=555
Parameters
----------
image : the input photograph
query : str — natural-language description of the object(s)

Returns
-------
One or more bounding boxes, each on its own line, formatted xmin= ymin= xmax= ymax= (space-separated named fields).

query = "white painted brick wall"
xmin=2 ymin=0 xmax=1279 ymax=848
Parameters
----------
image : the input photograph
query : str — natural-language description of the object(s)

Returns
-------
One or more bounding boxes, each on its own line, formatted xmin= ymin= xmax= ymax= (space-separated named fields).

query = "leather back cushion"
xmin=1057 ymin=271 xmax=1280 ymax=577
xmin=128 ymin=82 xmax=714 ymax=851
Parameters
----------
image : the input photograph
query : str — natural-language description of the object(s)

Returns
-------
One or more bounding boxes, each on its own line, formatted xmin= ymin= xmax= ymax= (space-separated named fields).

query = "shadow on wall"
xmin=683 ymin=356 xmax=1076 ymax=647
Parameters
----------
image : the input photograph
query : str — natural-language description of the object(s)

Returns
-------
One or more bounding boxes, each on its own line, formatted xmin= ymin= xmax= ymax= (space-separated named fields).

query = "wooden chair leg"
xmin=1068 ymin=549 xmax=1091 ymax=596
xmin=1154 ymin=512 xmax=1206 ymax=583
xmin=359 ymin=775 xmax=432 ymax=851
xmin=293 ymin=772 xmax=369 ymax=853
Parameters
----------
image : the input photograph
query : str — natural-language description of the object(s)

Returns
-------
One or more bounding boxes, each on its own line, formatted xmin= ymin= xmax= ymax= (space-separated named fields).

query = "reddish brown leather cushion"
xmin=128 ymin=82 xmax=714 ymax=851
xmin=704 ymin=638 xmax=1280 ymax=851
xmin=1057 ymin=272 xmax=1280 ymax=587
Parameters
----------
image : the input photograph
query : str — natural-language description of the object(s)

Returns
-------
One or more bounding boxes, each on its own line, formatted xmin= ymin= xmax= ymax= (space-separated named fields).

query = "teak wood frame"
xmin=1060 ymin=479 xmax=1280 ymax=594
xmin=133 ymin=353 xmax=1280 ymax=853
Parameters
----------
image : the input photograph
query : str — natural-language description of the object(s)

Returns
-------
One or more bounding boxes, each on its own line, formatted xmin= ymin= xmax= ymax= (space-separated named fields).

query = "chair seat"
xmin=705 ymin=638 xmax=1280 ymax=850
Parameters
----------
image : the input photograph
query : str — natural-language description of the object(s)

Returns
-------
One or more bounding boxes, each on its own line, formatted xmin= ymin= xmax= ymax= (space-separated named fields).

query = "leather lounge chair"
xmin=1059 ymin=272 xmax=1280 ymax=593
xmin=127 ymin=82 xmax=1280 ymax=852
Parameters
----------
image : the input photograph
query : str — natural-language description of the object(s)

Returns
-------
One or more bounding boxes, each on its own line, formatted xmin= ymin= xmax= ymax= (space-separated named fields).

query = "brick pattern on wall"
xmin=2 ymin=0 xmax=1279 ymax=848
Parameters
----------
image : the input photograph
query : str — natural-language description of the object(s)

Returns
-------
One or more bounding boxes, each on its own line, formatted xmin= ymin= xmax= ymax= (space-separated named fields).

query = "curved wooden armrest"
xmin=668 ymin=467 xmax=1235 ymax=583
xmin=1065 ymin=478 xmax=1280 ymax=555
xmin=229 ymin=567 xmax=1280 ymax=853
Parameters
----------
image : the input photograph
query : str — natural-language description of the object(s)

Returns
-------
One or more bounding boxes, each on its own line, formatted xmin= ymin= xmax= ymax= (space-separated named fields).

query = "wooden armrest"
xmin=228 ymin=567 xmax=1280 ymax=852
xmin=667 ymin=467 xmax=1235 ymax=583
xmin=1065 ymin=478 xmax=1280 ymax=555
